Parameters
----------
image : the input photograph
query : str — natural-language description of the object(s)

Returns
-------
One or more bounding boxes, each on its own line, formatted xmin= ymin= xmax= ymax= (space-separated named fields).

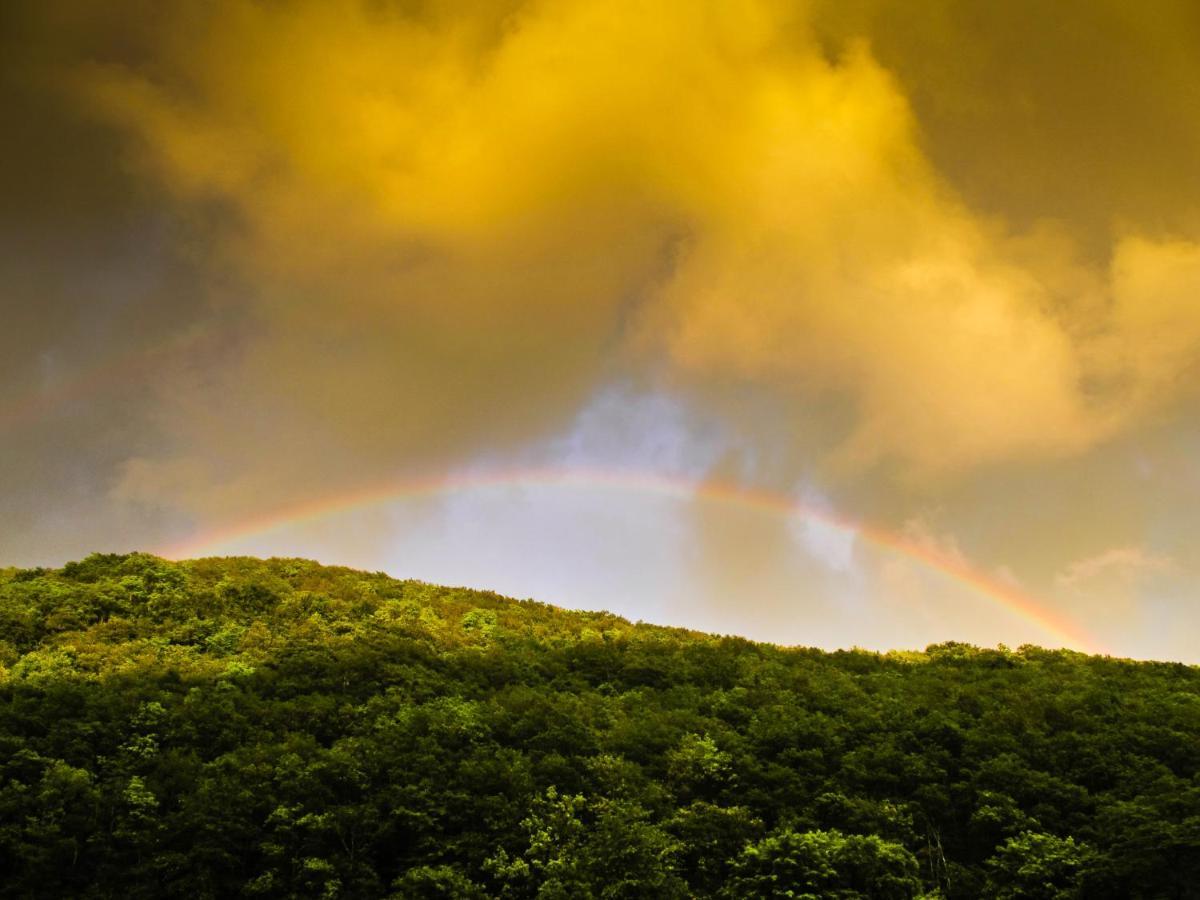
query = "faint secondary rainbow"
xmin=0 ymin=326 xmax=214 ymax=430
xmin=158 ymin=467 xmax=1105 ymax=654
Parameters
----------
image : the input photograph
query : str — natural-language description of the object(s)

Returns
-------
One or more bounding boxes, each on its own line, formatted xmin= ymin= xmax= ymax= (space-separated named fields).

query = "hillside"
xmin=1 ymin=553 xmax=1197 ymax=898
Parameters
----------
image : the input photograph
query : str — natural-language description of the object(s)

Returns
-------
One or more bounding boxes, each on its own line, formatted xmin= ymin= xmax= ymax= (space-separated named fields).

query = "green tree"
xmin=390 ymin=864 xmax=487 ymax=898
xmin=984 ymin=831 xmax=1093 ymax=899
xmin=486 ymin=787 xmax=687 ymax=898
xmin=725 ymin=827 xmax=922 ymax=899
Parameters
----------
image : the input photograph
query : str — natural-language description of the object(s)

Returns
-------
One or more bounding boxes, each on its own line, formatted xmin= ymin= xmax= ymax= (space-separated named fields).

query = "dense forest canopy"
xmin=0 ymin=553 xmax=1197 ymax=898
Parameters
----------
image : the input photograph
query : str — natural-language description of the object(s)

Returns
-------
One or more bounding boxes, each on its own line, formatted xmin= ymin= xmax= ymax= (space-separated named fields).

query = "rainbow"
xmin=158 ymin=467 xmax=1106 ymax=654
xmin=0 ymin=327 xmax=213 ymax=430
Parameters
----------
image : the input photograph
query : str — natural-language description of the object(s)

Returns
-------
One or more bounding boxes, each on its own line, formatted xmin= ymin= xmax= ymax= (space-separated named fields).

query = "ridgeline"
xmin=1 ymin=553 xmax=1197 ymax=898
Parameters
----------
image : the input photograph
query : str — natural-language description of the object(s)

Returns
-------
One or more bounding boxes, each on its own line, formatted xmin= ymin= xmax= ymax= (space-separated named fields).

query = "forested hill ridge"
xmin=1 ymin=554 xmax=1197 ymax=899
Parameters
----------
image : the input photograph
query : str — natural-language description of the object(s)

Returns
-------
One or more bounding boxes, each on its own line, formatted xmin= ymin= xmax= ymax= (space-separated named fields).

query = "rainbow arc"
xmin=159 ymin=467 xmax=1105 ymax=654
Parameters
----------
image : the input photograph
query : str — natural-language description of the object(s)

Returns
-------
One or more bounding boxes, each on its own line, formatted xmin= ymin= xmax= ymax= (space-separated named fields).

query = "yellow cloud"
xmin=1110 ymin=236 xmax=1200 ymax=400
xmin=48 ymin=0 xmax=1200 ymax=511
xmin=1056 ymin=545 xmax=1175 ymax=590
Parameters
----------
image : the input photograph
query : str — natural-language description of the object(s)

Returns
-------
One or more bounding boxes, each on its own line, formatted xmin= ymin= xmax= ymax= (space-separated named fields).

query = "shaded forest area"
xmin=1 ymin=554 xmax=1197 ymax=898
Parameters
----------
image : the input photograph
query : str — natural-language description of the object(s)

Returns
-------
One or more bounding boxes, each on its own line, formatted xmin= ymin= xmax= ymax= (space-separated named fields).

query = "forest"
xmin=0 ymin=553 xmax=1197 ymax=898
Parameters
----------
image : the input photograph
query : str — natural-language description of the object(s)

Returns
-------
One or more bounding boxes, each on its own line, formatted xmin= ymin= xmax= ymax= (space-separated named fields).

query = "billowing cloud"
xmin=44 ymin=0 xmax=1197 ymax=515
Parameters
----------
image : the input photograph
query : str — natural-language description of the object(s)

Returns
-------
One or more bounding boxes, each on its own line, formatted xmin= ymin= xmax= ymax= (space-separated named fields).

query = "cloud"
xmin=540 ymin=386 xmax=736 ymax=479
xmin=5 ymin=0 xmax=1200 ymax=532
xmin=899 ymin=517 xmax=969 ymax=570
xmin=628 ymin=59 xmax=1200 ymax=476
xmin=1108 ymin=237 xmax=1200 ymax=401
xmin=794 ymin=516 xmax=857 ymax=574
xmin=786 ymin=486 xmax=858 ymax=574
xmin=1056 ymin=545 xmax=1176 ymax=590
xmin=72 ymin=0 xmax=691 ymax=518
xmin=810 ymin=0 xmax=1200 ymax=246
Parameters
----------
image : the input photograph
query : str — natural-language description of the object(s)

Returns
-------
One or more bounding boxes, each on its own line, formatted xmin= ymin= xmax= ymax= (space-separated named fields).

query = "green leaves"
xmin=983 ymin=831 xmax=1093 ymax=900
xmin=725 ymin=828 xmax=922 ymax=899
xmin=486 ymin=787 xmax=688 ymax=899
xmin=0 ymin=554 xmax=1197 ymax=897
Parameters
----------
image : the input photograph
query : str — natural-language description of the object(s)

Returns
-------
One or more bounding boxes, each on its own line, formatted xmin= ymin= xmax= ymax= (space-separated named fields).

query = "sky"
xmin=3 ymin=0 xmax=1199 ymax=661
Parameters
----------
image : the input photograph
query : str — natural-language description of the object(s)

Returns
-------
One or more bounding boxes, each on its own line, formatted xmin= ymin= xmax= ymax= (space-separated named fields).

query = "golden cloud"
xmin=41 ymin=0 xmax=1200 ymax=512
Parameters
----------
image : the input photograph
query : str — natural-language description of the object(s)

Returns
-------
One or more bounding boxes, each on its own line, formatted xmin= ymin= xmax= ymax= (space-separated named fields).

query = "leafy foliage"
xmin=0 ymin=553 xmax=1197 ymax=898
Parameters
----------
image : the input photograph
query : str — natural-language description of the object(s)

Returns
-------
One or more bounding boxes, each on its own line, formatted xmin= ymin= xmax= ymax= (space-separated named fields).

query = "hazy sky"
xmin=3 ymin=0 xmax=1199 ymax=660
